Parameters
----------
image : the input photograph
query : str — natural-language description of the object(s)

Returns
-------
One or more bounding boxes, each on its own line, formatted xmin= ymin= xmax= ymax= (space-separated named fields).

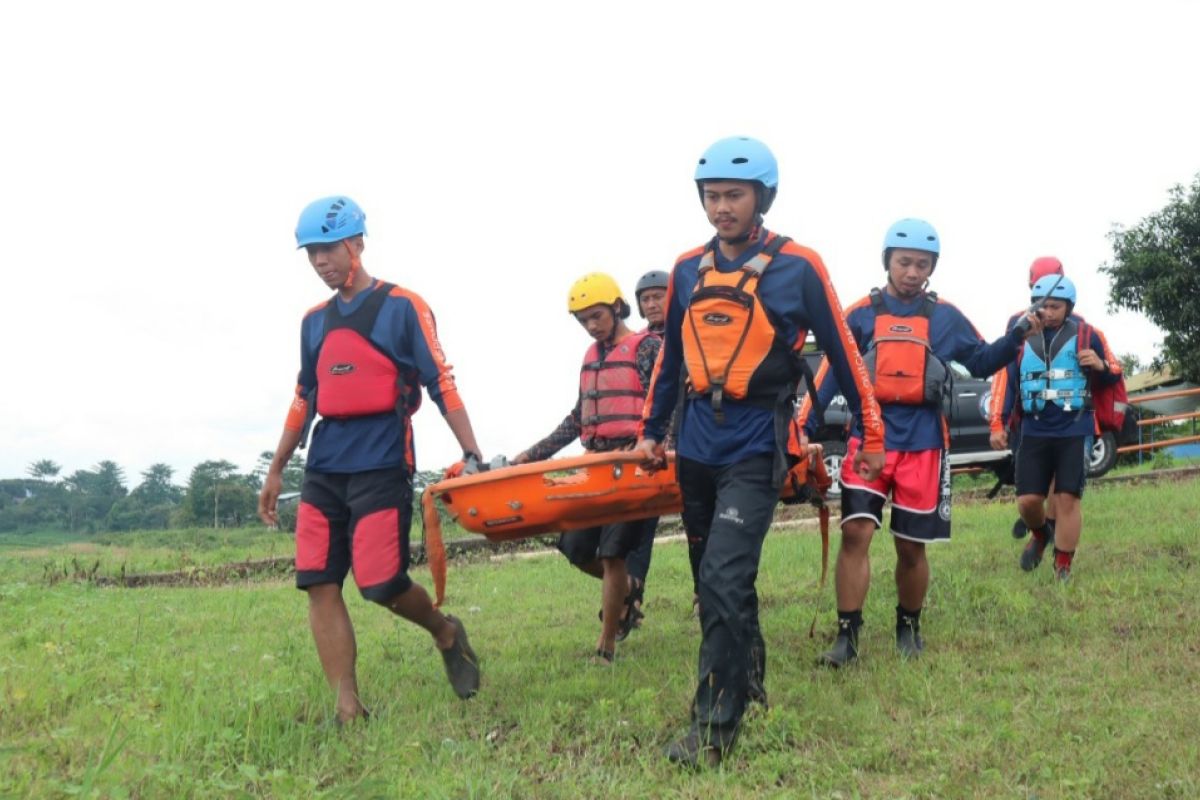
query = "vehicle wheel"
xmin=820 ymin=441 xmax=847 ymax=499
xmin=1087 ymin=431 xmax=1117 ymax=478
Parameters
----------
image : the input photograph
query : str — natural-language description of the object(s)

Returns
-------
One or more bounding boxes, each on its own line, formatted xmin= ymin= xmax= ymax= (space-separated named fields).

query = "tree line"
xmin=0 ymin=454 xmax=304 ymax=534
xmin=0 ymin=456 xmax=450 ymax=535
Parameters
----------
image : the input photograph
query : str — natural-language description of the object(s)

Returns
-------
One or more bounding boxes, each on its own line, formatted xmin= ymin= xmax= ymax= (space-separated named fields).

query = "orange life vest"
xmin=863 ymin=289 xmax=947 ymax=406
xmin=579 ymin=330 xmax=651 ymax=448
xmin=682 ymin=235 xmax=797 ymax=421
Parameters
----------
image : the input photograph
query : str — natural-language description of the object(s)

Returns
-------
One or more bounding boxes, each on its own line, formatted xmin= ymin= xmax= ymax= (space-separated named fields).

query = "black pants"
xmin=623 ymin=517 xmax=659 ymax=584
xmin=678 ymin=453 xmax=777 ymax=748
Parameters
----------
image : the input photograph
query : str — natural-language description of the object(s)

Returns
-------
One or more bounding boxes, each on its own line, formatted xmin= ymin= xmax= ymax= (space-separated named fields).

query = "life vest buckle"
xmin=711 ymin=385 xmax=725 ymax=425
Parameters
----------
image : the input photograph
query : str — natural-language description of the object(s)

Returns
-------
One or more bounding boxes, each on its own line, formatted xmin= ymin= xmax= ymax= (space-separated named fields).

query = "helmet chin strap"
xmin=719 ymin=215 xmax=764 ymax=245
xmin=342 ymin=240 xmax=361 ymax=289
xmin=604 ymin=304 xmax=622 ymax=345
xmin=885 ymin=273 xmax=929 ymax=299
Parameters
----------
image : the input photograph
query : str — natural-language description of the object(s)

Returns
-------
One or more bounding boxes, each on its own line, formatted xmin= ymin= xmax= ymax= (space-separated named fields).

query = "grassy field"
xmin=1 ymin=478 xmax=1198 ymax=798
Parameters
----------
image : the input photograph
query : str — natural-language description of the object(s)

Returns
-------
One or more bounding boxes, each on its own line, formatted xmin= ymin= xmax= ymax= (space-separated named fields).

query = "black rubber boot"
xmin=817 ymin=618 xmax=860 ymax=668
xmin=665 ymin=730 xmax=729 ymax=769
xmin=439 ymin=615 xmax=481 ymax=699
xmin=896 ymin=611 xmax=925 ymax=659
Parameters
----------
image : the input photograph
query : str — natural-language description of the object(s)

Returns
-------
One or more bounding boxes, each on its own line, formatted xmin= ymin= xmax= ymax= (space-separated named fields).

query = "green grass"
xmin=1 ymin=480 xmax=1198 ymax=798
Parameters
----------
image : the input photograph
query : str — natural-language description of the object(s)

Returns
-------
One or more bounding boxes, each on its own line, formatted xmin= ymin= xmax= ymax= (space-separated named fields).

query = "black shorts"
xmin=295 ymin=467 xmax=414 ymax=601
xmin=556 ymin=517 xmax=653 ymax=567
xmin=1015 ymin=434 xmax=1088 ymax=498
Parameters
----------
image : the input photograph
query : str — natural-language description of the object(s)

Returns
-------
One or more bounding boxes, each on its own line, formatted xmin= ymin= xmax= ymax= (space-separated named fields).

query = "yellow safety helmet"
xmin=567 ymin=272 xmax=630 ymax=318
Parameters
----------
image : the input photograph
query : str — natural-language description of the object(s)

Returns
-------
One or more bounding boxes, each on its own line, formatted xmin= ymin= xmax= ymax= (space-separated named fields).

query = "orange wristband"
xmin=283 ymin=394 xmax=308 ymax=432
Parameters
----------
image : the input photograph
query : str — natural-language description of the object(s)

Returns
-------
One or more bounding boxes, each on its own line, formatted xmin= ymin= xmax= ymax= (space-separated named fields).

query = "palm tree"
xmin=27 ymin=460 xmax=62 ymax=481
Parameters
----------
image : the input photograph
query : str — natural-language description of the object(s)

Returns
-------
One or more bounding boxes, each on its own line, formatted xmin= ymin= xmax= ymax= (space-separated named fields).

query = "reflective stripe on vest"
xmin=863 ymin=289 xmax=947 ymax=406
xmin=579 ymin=330 xmax=651 ymax=446
xmin=1020 ymin=320 xmax=1090 ymax=414
xmin=681 ymin=235 xmax=795 ymax=421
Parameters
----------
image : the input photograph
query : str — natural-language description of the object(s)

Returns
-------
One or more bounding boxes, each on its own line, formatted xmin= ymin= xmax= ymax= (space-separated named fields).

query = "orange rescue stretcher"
xmin=421 ymin=447 xmax=833 ymax=619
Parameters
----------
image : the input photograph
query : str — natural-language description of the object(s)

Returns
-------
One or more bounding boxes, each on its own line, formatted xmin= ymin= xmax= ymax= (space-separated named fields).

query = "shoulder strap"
xmin=743 ymin=234 xmax=792 ymax=276
xmin=920 ymin=291 xmax=938 ymax=318
xmin=868 ymin=287 xmax=886 ymax=313
xmin=322 ymin=280 xmax=391 ymax=333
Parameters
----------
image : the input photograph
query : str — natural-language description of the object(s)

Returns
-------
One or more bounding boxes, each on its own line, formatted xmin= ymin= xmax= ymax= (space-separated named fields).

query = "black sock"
xmin=896 ymin=604 xmax=922 ymax=630
xmin=836 ymin=609 xmax=863 ymax=635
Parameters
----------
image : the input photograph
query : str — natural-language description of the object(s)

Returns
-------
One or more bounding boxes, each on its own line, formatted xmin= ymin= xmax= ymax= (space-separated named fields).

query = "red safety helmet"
xmin=1028 ymin=256 xmax=1064 ymax=287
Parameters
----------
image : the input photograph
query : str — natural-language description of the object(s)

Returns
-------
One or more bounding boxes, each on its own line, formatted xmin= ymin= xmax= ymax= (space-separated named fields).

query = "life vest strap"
xmin=582 ymin=388 xmax=645 ymax=400
xmin=582 ymin=359 xmax=637 ymax=371
xmin=582 ymin=413 xmax=644 ymax=425
xmin=869 ymin=288 xmax=938 ymax=317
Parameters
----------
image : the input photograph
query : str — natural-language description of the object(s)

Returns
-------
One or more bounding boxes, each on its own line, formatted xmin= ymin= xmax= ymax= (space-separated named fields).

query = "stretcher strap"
xmin=809 ymin=504 xmax=830 ymax=638
xmin=420 ymin=488 xmax=447 ymax=608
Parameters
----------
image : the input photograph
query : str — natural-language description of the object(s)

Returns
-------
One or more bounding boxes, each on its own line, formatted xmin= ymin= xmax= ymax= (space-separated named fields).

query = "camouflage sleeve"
xmin=636 ymin=336 xmax=662 ymax=388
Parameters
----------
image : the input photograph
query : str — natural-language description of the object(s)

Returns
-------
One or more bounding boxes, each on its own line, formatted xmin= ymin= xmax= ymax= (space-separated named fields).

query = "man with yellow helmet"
xmin=513 ymin=272 xmax=663 ymax=663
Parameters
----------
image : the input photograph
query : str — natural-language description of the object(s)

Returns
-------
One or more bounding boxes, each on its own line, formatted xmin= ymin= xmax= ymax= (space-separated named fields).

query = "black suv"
xmin=800 ymin=357 xmax=1125 ymax=497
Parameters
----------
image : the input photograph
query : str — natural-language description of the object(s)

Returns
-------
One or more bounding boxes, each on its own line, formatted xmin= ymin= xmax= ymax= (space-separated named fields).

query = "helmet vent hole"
xmin=698 ymin=158 xmax=707 ymax=165
xmin=732 ymin=157 xmax=748 ymax=164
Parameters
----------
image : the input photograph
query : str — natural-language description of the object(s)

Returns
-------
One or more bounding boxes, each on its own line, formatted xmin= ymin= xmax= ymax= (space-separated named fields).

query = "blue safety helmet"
xmin=882 ymin=218 xmax=940 ymax=269
xmin=694 ymin=136 xmax=779 ymax=214
xmin=1031 ymin=274 xmax=1077 ymax=307
xmin=295 ymin=196 xmax=367 ymax=248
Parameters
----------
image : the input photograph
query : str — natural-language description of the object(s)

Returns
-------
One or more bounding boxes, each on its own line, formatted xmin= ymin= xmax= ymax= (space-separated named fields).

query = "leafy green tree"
xmin=0 ymin=477 xmax=69 ymax=531
xmin=27 ymin=460 xmax=62 ymax=481
xmin=1118 ymin=352 xmax=1143 ymax=376
xmin=62 ymin=462 xmax=128 ymax=533
xmin=133 ymin=463 xmax=184 ymax=506
xmin=181 ymin=460 xmax=258 ymax=528
xmin=252 ymin=450 xmax=305 ymax=493
xmin=1102 ymin=173 xmax=1200 ymax=381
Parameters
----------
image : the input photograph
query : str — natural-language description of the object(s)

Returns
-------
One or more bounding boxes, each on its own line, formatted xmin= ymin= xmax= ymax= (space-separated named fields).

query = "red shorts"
xmin=839 ymin=437 xmax=951 ymax=542
xmin=295 ymin=467 xmax=414 ymax=601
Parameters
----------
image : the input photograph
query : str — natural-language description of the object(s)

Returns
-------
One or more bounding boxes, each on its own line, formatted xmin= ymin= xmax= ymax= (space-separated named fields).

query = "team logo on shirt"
xmin=329 ymin=363 xmax=356 ymax=375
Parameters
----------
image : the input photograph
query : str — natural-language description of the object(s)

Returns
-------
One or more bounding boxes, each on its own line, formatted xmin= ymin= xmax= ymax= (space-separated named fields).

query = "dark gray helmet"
xmin=635 ymin=270 xmax=669 ymax=298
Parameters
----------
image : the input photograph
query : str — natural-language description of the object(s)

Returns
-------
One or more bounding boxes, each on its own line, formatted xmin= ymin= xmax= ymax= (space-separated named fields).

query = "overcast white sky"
xmin=3 ymin=0 xmax=1198 ymax=485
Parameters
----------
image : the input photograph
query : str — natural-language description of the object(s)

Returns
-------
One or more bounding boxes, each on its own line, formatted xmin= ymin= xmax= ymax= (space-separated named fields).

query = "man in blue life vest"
xmin=989 ymin=257 xmax=1124 ymax=544
xmin=512 ymin=273 xmax=662 ymax=663
xmin=257 ymin=196 xmax=486 ymax=723
xmin=993 ymin=275 xmax=1119 ymax=581
xmin=633 ymin=136 xmax=886 ymax=768
xmin=801 ymin=218 xmax=1041 ymax=668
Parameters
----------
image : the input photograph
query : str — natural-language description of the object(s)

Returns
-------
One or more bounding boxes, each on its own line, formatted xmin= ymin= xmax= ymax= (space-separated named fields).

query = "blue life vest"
xmin=1019 ymin=320 xmax=1090 ymax=415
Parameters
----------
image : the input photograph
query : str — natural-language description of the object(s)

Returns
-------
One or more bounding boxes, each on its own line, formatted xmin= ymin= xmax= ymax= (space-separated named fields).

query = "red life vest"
xmin=310 ymin=282 xmax=421 ymax=421
xmin=579 ymin=330 xmax=651 ymax=448
xmin=863 ymin=289 xmax=948 ymax=406
xmin=681 ymin=234 xmax=796 ymax=421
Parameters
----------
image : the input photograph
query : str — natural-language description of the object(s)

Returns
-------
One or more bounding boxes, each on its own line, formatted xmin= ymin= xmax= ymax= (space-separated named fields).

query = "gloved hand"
xmin=462 ymin=452 xmax=483 ymax=475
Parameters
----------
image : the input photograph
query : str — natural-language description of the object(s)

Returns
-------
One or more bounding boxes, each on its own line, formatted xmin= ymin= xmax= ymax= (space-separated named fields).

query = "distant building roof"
xmin=1126 ymin=366 xmax=1185 ymax=394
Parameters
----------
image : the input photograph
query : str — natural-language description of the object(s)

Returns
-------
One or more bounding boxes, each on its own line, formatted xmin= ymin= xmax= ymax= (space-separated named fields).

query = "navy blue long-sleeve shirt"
xmin=805 ymin=288 xmax=1024 ymax=452
xmin=642 ymin=230 xmax=884 ymax=465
